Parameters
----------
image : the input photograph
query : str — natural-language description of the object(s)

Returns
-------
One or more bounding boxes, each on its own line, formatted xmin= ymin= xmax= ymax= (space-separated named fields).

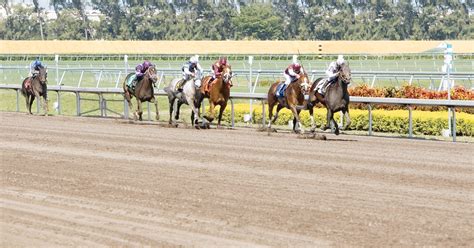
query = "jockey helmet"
xmin=293 ymin=63 xmax=301 ymax=72
xmin=143 ymin=60 xmax=151 ymax=68
xmin=336 ymin=55 xmax=345 ymax=66
xmin=219 ymin=57 xmax=227 ymax=66
xmin=190 ymin=55 xmax=199 ymax=64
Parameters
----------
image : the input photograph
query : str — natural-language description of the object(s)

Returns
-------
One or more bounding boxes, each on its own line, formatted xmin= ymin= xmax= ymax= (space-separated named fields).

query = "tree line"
xmin=1 ymin=0 xmax=472 ymax=41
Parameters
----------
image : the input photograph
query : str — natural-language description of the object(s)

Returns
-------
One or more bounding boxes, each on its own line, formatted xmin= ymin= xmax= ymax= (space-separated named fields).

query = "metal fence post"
xmin=452 ymin=108 xmax=456 ymax=142
xmin=368 ymin=104 xmax=372 ymax=136
xmin=16 ymin=89 xmax=20 ymax=112
xmin=230 ymin=99 xmax=235 ymax=128
xmin=76 ymin=92 xmax=81 ymax=116
xmin=147 ymin=102 xmax=151 ymax=121
xmin=99 ymin=93 xmax=104 ymax=117
xmin=408 ymin=105 xmax=413 ymax=138
xmin=57 ymin=91 xmax=61 ymax=115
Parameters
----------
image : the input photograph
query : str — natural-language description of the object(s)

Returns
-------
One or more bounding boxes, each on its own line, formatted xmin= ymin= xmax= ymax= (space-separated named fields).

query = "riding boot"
xmin=177 ymin=80 xmax=184 ymax=92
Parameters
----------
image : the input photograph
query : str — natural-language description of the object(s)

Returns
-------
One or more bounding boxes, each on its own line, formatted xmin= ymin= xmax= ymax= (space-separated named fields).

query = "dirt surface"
xmin=1 ymin=112 xmax=473 ymax=247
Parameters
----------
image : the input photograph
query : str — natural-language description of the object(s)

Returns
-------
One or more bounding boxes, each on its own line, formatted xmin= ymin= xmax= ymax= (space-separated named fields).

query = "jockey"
xmin=127 ymin=60 xmax=152 ymax=89
xmin=135 ymin=60 xmax=152 ymax=81
xmin=316 ymin=55 xmax=345 ymax=95
xmin=211 ymin=57 xmax=228 ymax=81
xmin=277 ymin=62 xmax=303 ymax=97
xmin=178 ymin=55 xmax=203 ymax=91
xmin=182 ymin=55 xmax=203 ymax=81
xmin=30 ymin=57 xmax=44 ymax=78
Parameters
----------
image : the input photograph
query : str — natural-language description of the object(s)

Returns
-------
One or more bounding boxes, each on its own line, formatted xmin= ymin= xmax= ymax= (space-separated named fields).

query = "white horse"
xmin=164 ymin=72 xmax=203 ymax=129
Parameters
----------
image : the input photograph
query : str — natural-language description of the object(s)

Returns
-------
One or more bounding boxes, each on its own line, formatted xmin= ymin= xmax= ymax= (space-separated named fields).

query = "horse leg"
xmin=204 ymin=101 xmax=215 ymax=123
xmin=267 ymin=101 xmax=275 ymax=129
xmin=175 ymin=101 xmax=183 ymax=121
xmin=136 ymin=99 xmax=143 ymax=121
xmin=327 ymin=110 xmax=339 ymax=135
xmin=42 ymin=94 xmax=48 ymax=116
xmin=290 ymin=106 xmax=304 ymax=134
xmin=322 ymin=109 xmax=331 ymax=131
xmin=217 ymin=103 xmax=226 ymax=128
xmin=342 ymin=108 xmax=351 ymax=130
xmin=152 ymin=97 xmax=159 ymax=121
xmin=125 ymin=92 xmax=135 ymax=120
xmin=186 ymin=95 xmax=200 ymax=129
xmin=268 ymin=104 xmax=283 ymax=131
xmin=309 ymin=107 xmax=316 ymax=132
xmin=25 ymin=94 xmax=32 ymax=115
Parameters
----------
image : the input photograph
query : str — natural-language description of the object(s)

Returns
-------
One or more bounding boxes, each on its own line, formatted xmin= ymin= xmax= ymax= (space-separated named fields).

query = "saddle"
xmin=176 ymin=79 xmax=186 ymax=92
xmin=126 ymin=75 xmax=138 ymax=90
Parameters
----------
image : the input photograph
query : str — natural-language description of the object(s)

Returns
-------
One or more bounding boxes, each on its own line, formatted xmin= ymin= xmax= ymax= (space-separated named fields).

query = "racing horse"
xmin=198 ymin=65 xmax=233 ymax=128
xmin=267 ymin=73 xmax=311 ymax=133
xmin=164 ymin=71 xmax=203 ymax=128
xmin=123 ymin=66 xmax=159 ymax=121
xmin=21 ymin=66 xmax=48 ymax=115
xmin=308 ymin=62 xmax=351 ymax=135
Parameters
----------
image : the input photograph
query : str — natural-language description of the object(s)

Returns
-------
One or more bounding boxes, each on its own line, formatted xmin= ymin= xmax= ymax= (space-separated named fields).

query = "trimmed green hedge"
xmin=210 ymin=104 xmax=474 ymax=136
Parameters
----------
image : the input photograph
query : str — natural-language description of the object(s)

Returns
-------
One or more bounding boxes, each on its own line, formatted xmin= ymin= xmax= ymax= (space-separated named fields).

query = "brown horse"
xmin=267 ymin=73 xmax=311 ymax=133
xmin=308 ymin=63 xmax=351 ymax=135
xmin=123 ymin=66 xmax=159 ymax=121
xmin=21 ymin=66 xmax=48 ymax=115
xmin=198 ymin=65 xmax=233 ymax=128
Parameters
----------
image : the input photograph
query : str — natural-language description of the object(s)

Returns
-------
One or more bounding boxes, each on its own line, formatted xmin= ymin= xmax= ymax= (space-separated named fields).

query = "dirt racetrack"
xmin=1 ymin=112 xmax=473 ymax=246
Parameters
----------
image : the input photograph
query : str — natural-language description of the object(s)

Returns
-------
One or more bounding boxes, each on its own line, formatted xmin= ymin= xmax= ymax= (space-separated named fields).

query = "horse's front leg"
xmin=309 ymin=107 xmax=316 ymax=132
xmin=42 ymin=94 xmax=49 ymax=116
xmin=152 ymin=97 xmax=159 ymax=121
xmin=187 ymin=96 xmax=200 ymax=129
xmin=204 ymin=101 xmax=215 ymax=123
xmin=322 ymin=109 xmax=332 ymax=131
xmin=175 ymin=101 xmax=183 ymax=121
xmin=290 ymin=106 xmax=304 ymax=134
xmin=168 ymin=97 xmax=175 ymax=125
xmin=342 ymin=108 xmax=351 ymax=131
xmin=136 ymin=99 xmax=143 ymax=121
xmin=217 ymin=103 xmax=227 ymax=128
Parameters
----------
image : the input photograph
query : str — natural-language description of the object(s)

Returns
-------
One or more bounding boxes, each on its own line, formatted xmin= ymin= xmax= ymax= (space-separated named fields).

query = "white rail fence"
xmin=1 ymin=66 xmax=473 ymax=91
xmin=1 ymin=84 xmax=473 ymax=142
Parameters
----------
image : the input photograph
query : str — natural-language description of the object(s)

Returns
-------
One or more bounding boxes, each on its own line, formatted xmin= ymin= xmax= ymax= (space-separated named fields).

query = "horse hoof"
xmin=334 ymin=129 xmax=340 ymax=135
xmin=310 ymin=128 xmax=316 ymax=133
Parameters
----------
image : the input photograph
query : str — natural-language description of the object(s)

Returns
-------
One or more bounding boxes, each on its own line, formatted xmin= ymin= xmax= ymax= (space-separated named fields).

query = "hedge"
xmin=208 ymin=104 xmax=474 ymax=137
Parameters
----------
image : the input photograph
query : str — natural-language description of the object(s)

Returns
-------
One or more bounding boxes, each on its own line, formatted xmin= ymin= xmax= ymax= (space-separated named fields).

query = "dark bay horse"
xmin=21 ymin=66 xmax=48 ymax=115
xmin=123 ymin=66 xmax=159 ymax=121
xmin=267 ymin=73 xmax=311 ymax=133
xmin=198 ymin=65 xmax=233 ymax=128
xmin=164 ymin=71 xmax=203 ymax=129
xmin=309 ymin=63 xmax=352 ymax=135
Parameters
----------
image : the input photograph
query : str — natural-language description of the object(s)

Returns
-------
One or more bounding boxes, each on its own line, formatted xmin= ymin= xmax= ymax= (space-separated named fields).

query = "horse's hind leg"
xmin=268 ymin=104 xmax=283 ymax=131
xmin=217 ymin=103 xmax=226 ymax=128
xmin=175 ymin=101 xmax=183 ymax=121
xmin=124 ymin=92 xmax=134 ymax=120
xmin=24 ymin=95 xmax=32 ymax=114
xmin=28 ymin=95 xmax=35 ymax=115
xmin=41 ymin=94 xmax=48 ymax=116
xmin=322 ymin=109 xmax=331 ymax=131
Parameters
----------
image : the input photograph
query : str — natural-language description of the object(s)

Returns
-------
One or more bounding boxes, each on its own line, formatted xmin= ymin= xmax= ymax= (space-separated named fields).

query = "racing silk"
xmin=325 ymin=61 xmax=339 ymax=80
xmin=182 ymin=61 xmax=203 ymax=76
xmin=212 ymin=62 xmax=225 ymax=76
xmin=135 ymin=62 xmax=150 ymax=77
xmin=284 ymin=64 xmax=303 ymax=77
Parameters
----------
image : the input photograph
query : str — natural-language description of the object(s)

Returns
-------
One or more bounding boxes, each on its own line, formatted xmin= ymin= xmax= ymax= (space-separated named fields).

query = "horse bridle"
xmin=222 ymin=67 xmax=233 ymax=85
xmin=146 ymin=66 xmax=158 ymax=86
xmin=339 ymin=64 xmax=351 ymax=84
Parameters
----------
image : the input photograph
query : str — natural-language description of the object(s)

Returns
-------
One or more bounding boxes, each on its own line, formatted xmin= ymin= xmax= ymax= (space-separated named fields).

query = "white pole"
xmin=249 ymin=56 xmax=253 ymax=122
xmin=55 ymin=54 xmax=59 ymax=85
xmin=124 ymin=55 xmax=128 ymax=75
